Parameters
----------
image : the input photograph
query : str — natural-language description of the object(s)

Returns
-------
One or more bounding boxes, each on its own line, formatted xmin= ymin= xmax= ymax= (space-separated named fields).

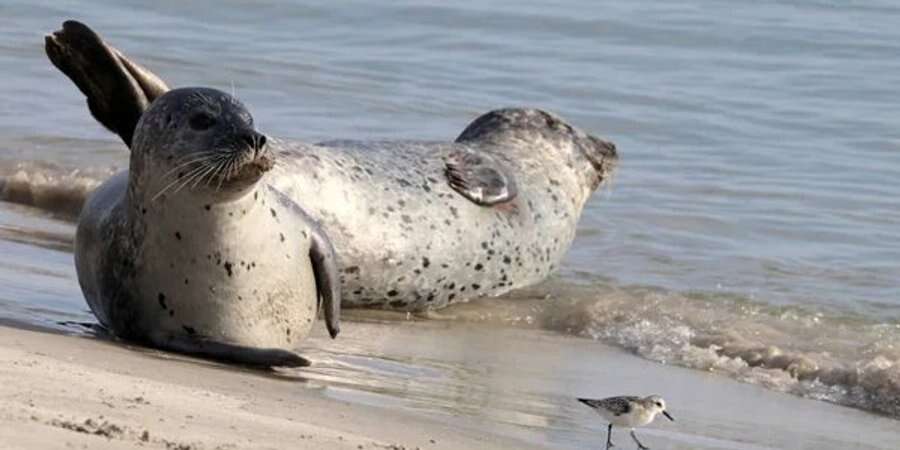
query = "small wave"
xmin=0 ymin=161 xmax=114 ymax=220
xmin=447 ymin=279 xmax=900 ymax=418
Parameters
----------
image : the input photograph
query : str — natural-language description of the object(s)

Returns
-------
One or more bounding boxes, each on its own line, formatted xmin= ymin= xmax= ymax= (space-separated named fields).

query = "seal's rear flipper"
xmin=148 ymin=332 xmax=310 ymax=368
xmin=45 ymin=20 xmax=170 ymax=149
xmin=444 ymin=149 xmax=518 ymax=206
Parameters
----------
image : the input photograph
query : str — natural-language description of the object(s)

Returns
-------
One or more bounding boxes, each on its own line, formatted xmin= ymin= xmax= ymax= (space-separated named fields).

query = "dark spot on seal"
xmin=503 ymin=256 xmax=512 ymax=264
xmin=344 ymin=266 xmax=359 ymax=274
xmin=270 ymin=208 xmax=277 ymax=218
xmin=387 ymin=290 xmax=399 ymax=297
xmin=474 ymin=263 xmax=484 ymax=271
xmin=448 ymin=293 xmax=456 ymax=301
xmin=157 ymin=293 xmax=168 ymax=310
xmin=183 ymin=326 xmax=196 ymax=335
xmin=279 ymin=233 xmax=285 ymax=243
xmin=141 ymin=207 xmax=147 ymax=215
xmin=174 ymin=231 xmax=181 ymax=240
xmin=401 ymin=215 xmax=412 ymax=224
xmin=481 ymin=241 xmax=488 ymax=249
xmin=254 ymin=191 xmax=258 ymax=201
xmin=204 ymin=204 xmax=210 ymax=211
xmin=449 ymin=206 xmax=459 ymax=218
xmin=422 ymin=257 xmax=430 ymax=268
xmin=224 ymin=262 xmax=233 ymax=277
xmin=184 ymin=278 xmax=189 ymax=285
xmin=389 ymin=300 xmax=406 ymax=308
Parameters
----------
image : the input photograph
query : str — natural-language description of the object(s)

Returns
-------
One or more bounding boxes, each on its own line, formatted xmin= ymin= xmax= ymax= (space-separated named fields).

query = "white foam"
xmin=0 ymin=161 xmax=115 ymax=219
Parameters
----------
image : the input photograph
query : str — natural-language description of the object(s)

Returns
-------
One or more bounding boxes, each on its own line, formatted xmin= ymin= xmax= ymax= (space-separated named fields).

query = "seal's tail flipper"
xmin=148 ymin=332 xmax=311 ymax=368
xmin=45 ymin=20 xmax=170 ymax=149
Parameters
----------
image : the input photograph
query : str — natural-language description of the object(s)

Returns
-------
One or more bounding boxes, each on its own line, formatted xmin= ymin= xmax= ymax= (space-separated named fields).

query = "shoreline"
xmin=2 ymin=318 xmax=899 ymax=450
xmin=0 ymin=324 xmax=542 ymax=450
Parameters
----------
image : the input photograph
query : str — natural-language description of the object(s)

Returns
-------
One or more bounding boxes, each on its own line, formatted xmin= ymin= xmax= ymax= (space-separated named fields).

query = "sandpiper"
xmin=577 ymin=395 xmax=674 ymax=450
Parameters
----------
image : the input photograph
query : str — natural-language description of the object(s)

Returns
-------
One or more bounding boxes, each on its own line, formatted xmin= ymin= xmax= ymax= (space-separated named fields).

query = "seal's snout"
xmin=226 ymin=130 xmax=274 ymax=184
xmin=236 ymin=129 xmax=273 ymax=171
xmin=240 ymin=130 xmax=267 ymax=155
xmin=580 ymin=135 xmax=619 ymax=187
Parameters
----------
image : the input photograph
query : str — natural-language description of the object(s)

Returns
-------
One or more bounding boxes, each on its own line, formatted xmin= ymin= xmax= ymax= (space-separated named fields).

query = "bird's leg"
xmin=605 ymin=423 xmax=616 ymax=449
xmin=630 ymin=429 xmax=650 ymax=450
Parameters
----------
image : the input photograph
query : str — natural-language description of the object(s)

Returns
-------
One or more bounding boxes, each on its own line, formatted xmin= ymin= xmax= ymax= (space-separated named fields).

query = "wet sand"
xmin=2 ymin=320 xmax=897 ymax=450
xmin=0 ymin=325 xmax=542 ymax=450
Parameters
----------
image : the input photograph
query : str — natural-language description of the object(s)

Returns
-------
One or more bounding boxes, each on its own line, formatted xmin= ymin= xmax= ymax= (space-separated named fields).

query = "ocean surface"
xmin=1 ymin=0 xmax=899 ymax=443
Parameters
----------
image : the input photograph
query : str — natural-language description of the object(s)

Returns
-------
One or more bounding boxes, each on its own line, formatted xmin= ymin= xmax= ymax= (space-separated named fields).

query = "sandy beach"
xmin=2 ymin=320 xmax=897 ymax=450
xmin=0 ymin=325 xmax=542 ymax=450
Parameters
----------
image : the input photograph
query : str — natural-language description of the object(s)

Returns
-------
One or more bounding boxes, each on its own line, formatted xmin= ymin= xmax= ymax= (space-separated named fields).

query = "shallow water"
xmin=1 ymin=0 xmax=899 ymax=429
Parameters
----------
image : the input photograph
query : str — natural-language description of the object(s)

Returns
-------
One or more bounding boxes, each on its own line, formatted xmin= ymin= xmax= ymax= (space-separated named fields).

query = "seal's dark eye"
xmin=189 ymin=112 xmax=216 ymax=131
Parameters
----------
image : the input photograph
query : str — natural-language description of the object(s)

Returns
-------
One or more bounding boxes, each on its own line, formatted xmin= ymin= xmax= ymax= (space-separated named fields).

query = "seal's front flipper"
xmin=44 ymin=20 xmax=170 ymax=148
xmin=148 ymin=332 xmax=310 ymax=368
xmin=310 ymin=227 xmax=341 ymax=339
xmin=445 ymin=149 xmax=518 ymax=206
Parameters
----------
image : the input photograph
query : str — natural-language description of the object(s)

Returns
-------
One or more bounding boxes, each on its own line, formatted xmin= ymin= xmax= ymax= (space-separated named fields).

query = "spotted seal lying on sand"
xmin=73 ymin=86 xmax=340 ymax=367
xmin=46 ymin=20 xmax=619 ymax=311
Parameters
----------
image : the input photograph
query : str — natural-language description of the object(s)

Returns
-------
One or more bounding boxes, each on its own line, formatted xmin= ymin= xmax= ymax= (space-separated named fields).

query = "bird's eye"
xmin=189 ymin=112 xmax=216 ymax=130
xmin=656 ymin=402 xmax=663 ymax=407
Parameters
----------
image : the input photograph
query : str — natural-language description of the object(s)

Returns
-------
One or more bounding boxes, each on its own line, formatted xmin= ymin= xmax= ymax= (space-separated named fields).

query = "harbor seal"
xmin=46 ymin=20 xmax=619 ymax=311
xmin=74 ymin=86 xmax=341 ymax=367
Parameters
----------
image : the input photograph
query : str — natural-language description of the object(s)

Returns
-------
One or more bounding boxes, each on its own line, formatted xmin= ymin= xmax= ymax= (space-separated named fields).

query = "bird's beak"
xmin=663 ymin=410 xmax=675 ymax=422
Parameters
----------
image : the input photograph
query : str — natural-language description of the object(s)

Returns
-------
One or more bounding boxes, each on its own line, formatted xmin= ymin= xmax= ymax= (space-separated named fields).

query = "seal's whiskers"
xmin=152 ymin=162 xmax=208 ymax=201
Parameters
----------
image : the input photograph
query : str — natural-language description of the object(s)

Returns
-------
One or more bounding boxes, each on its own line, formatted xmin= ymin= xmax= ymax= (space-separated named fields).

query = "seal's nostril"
xmin=241 ymin=131 xmax=267 ymax=152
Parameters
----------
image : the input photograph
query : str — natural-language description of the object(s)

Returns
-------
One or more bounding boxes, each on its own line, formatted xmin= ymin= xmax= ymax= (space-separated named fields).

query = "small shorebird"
xmin=577 ymin=395 xmax=674 ymax=450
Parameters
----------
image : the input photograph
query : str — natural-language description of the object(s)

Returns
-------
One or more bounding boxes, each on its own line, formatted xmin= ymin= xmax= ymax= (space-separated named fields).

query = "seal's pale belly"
xmin=133 ymin=197 xmax=318 ymax=348
xmin=270 ymin=140 xmax=590 ymax=310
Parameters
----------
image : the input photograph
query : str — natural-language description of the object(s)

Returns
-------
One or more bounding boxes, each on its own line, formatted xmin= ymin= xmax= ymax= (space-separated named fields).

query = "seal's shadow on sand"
xmin=56 ymin=319 xmax=315 ymax=382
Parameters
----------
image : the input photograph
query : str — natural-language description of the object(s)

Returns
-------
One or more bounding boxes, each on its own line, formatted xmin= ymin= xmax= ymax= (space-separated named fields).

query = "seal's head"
xmin=456 ymin=108 xmax=618 ymax=192
xmin=130 ymin=87 xmax=272 ymax=200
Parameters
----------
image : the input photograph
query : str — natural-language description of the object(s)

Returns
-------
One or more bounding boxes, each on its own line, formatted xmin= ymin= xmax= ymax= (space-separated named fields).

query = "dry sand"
xmin=0 ymin=325 xmax=540 ymax=450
